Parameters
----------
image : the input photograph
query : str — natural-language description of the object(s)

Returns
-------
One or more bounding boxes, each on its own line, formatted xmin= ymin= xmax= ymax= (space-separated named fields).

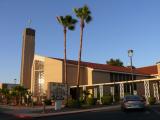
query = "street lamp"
xmin=14 ymin=79 xmax=17 ymax=84
xmin=128 ymin=49 xmax=134 ymax=95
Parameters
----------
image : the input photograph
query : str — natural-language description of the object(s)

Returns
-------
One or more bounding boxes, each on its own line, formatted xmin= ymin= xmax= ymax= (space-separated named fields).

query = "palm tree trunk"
xmin=77 ymin=20 xmax=84 ymax=100
xmin=64 ymin=28 xmax=68 ymax=106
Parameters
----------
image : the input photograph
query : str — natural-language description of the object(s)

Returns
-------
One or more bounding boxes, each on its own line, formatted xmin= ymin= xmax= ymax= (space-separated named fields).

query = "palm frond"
xmin=73 ymin=8 xmax=78 ymax=14
xmin=65 ymin=15 xmax=72 ymax=23
xmin=72 ymin=19 xmax=78 ymax=24
xmin=68 ymin=25 xmax=75 ymax=30
xmin=74 ymin=5 xmax=92 ymax=25
xmin=57 ymin=15 xmax=77 ymax=30
xmin=56 ymin=16 xmax=64 ymax=24
xmin=86 ymin=15 xmax=92 ymax=23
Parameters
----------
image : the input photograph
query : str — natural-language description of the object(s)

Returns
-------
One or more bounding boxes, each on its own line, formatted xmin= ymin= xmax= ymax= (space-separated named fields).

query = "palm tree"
xmin=56 ymin=15 xmax=77 ymax=106
xmin=0 ymin=88 xmax=2 ymax=103
xmin=73 ymin=5 xmax=92 ymax=100
xmin=10 ymin=89 xmax=18 ymax=105
xmin=13 ymin=86 xmax=28 ymax=105
xmin=1 ymin=88 xmax=9 ymax=104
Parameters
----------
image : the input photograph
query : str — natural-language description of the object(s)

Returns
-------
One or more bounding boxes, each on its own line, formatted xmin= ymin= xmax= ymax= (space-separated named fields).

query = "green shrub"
xmin=114 ymin=95 xmax=120 ymax=102
xmin=97 ymin=92 xmax=100 ymax=100
xmin=86 ymin=97 xmax=97 ymax=105
xmin=33 ymin=101 xmax=38 ymax=106
xmin=148 ymin=97 xmax=156 ymax=105
xmin=44 ymin=99 xmax=52 ymax=105
xmin=79 ymin=96 xmax=85 ymax=104
xmin=101 ymin=95 xmax=112 ymax=105
xmin=68 ymin=99 xmax=81 ymax=108
xmin=124 ymin=93 xmax=130 ymax=96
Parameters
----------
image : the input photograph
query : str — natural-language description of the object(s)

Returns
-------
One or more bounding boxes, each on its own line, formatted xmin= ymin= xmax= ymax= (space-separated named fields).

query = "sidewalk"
xmin=0 ymin=104 xmax=120 ymax=118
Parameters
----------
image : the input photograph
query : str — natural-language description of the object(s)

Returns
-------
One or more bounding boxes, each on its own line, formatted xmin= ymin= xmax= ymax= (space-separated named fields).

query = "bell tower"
xmin=20 ymin=28 xmax=35 ymax=89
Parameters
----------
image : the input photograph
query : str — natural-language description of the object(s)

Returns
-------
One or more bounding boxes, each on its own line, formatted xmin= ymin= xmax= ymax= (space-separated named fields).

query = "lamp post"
xmin=14 ymin=79 xmax=17 ymax=84
xmin=128 ymin=49 xmax=134 ymax=95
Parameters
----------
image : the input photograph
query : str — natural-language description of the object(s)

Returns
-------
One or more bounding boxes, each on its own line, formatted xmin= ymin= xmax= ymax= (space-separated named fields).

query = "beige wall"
xmin=92 ymin=70 xmax=110 ymax=84
xmin=0 ymin=83 xmax=2 ymax=89
xmin=157 ymin=63 xmax=160 ymax=77
xmin=87 ymin=68 xmax=93 ymax=85
xmin=44 ymin=57 xmax=63 ymax=91
xmin=136 ymin=75 xmax=150 ymax=80
xmin=67 ymin=64 xmax=89 ymax=86
xmin=32 ymin=56 xmax=93 ymax=96
xmin=66 ymin=64 xmax=77 ymax=86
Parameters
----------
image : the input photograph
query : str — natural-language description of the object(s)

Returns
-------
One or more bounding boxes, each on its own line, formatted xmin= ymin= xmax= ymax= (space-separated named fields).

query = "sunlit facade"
xmin=29 ymin=54 xmax=160 ymax=103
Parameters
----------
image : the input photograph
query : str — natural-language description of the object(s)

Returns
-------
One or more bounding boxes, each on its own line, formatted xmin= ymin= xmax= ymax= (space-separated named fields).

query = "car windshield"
xmin=125 ymin=96 xmax=141 ymax=101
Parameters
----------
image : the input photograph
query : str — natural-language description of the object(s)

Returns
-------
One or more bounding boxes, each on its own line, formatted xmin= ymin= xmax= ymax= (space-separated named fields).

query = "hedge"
xmin=101 ymin=95 xmax=112 ymax=105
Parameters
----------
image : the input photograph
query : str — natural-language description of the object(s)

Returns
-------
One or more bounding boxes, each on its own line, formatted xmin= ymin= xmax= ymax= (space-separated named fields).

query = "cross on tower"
xmin=27 ymin=19 xmax=32 ymax=27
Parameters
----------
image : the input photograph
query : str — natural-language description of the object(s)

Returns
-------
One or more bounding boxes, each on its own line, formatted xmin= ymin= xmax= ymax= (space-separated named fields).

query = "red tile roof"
xmin=136 ymin=65 xmax=158 ymax=75
xmin=49 ymin=57 xmax=154 ymax=75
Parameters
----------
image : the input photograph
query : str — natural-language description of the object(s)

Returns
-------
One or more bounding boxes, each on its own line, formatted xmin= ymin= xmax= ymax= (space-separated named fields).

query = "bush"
xmin=86 ymin=97 xmax=97 ymax=105
xmin=101 ymin=95 xmax=112 ymax=105
xmin=33 ymin=101 xmax=38 ymax=106
xmin=68 ymin=99 xmax=81 ymax=108
xmin=79 ymin=96 xmax=85 ymax=104
xmin=44 ymin=99 xmax=52 ymax=105
xmin=114 ymin=95 xmax=120 ymax=102
xmin=148 ymin=97 xmax=156 ymax=105
xmin=124 ymin=93 xmax=130 ymax=96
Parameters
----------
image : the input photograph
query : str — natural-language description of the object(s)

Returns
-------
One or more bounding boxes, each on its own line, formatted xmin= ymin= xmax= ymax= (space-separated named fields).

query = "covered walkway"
xmin=70 ymin=78 xmax=160 ymax=104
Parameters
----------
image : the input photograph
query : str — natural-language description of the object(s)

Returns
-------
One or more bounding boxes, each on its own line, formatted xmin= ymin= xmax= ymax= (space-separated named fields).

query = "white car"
xmin=121 ymin=95 xmax=146 ymax=111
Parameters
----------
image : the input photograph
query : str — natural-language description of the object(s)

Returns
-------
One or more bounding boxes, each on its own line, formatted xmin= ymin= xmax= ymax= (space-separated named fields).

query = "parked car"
xmin=121 ymin=95 xmax=146 ymax=111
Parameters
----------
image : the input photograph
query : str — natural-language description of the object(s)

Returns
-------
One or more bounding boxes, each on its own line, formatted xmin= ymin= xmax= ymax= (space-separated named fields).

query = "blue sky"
xmin=0 ymin=0 xmax=160 ymax=83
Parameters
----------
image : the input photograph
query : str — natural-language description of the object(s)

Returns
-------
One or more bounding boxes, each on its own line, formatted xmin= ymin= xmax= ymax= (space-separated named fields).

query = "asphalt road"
xmin=0 ymin=112 xmax=17 ymax=120
xmin=35 ymin=109 xmax=160 ymax=120
xmin=1 ymin=107 xmax=160 ymax=120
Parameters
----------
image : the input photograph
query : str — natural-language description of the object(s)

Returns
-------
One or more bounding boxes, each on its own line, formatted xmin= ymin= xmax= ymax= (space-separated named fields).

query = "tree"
xmin=10 ymin=89 xmax=18 ymax=105
xmin=74 ymin=5 xmax=92 ymax=100
xmin=83 ymin=90 xmax=90 ymax=103
xmin=0 ymin=88 xmax=2 ymax=103
xmin=1 ymin=88 xmax=9 ymax=104
xmin=106 ymin=58 xmax=124 ymax=66
xmin=13 ymin=86 xmax=28 ymax=105
xmin=56 ymin=15 xmax=77 ymax=106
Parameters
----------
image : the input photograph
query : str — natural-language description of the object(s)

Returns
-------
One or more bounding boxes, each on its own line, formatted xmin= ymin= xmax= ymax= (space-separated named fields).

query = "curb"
xmin=0 ymin=111 xmax=33 ymax=119
xmin=14 ymin=114 xmax=33 ymax=119
xmin=33 ymin=105 xmax=120 ymax=118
